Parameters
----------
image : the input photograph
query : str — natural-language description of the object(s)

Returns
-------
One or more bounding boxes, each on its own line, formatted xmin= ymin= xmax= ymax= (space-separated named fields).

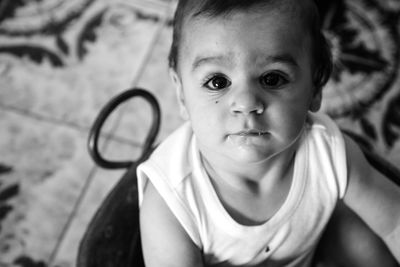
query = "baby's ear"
xmin=169 ymin=68 xmax=189 ymax=120
xmin=309 ymin=88 xmax=322 ymax=112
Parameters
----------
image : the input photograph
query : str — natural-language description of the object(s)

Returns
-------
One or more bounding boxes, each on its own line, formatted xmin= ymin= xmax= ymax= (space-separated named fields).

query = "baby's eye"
xmin=204 ymin=75 xmax=231 ymax=90
xmin=260 ymin=72 xmax=288 ymax=89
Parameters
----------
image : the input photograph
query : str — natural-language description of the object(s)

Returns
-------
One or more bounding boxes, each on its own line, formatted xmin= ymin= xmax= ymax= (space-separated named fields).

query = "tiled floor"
xmin=1 ymin=0 xmax=400 ymax=266
xmin=0 ymin=0 xmax=181 ymax=266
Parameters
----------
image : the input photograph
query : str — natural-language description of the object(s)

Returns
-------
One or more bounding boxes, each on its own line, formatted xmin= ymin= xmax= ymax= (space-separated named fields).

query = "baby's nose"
xmin=230 ymin=88 xmax=265 ymax=116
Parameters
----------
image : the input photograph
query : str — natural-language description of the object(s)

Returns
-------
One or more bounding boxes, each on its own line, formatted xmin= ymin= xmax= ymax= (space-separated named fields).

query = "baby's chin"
xmin=227 ymin=133 xmax=271 ymax=147
xmin=230 ymin=147 xmax=282 ymax=164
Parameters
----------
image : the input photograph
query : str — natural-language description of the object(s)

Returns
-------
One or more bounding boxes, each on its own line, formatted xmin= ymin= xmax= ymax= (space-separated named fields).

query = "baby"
xmin=137 ymin=0 xmax=400 ymax=266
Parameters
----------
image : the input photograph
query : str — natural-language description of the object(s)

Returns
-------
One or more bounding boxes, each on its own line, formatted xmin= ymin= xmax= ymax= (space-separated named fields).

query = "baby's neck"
xmin=201 ymin=148 xmax=296 ymax=196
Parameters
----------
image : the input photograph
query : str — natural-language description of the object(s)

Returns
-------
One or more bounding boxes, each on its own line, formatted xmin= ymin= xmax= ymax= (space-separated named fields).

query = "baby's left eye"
xmin=260 ymin=72 xmax=288 ymax=89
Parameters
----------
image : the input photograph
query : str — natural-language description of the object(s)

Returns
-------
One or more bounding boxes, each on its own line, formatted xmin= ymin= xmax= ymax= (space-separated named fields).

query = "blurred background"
xmin=0 ymin=0 xmax=399 ymax=266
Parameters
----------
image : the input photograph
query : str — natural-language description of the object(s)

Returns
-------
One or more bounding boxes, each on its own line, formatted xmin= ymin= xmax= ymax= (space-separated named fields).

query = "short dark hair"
xmin=168 ymin=0 xmax=332 ymax=91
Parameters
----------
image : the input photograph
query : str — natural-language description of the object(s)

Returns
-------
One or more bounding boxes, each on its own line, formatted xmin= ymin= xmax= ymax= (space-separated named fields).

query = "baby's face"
xmin=172 ymin=7 xmax=321 ymax=167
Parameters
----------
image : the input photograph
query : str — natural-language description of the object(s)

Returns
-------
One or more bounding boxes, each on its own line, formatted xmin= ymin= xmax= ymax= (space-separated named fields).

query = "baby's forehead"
xmin=168 ymin=0 xmax=319 ymax=71
xmin=179 ymin=7 xmax=313 ymax=68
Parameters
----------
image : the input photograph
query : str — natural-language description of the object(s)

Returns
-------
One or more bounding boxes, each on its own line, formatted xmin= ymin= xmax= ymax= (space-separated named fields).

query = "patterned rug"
xmin=318 ymin=0 xmax=400 ymax=164
xmin=0 ymin=0 xmax=399 ymax=266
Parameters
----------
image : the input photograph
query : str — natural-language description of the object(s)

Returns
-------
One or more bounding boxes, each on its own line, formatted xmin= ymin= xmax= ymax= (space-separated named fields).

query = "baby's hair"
xmin=168 ymin=0 xmax=332 ymax=91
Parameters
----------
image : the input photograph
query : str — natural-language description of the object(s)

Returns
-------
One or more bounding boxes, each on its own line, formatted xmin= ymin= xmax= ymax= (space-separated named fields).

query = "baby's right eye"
xmin=204 ymin=75 xmax=231 ymax=90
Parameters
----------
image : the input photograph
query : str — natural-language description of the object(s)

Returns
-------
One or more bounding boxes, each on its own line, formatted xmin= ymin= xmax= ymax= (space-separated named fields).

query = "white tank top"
xmin=137 ymin=112 xmax=347 ymax=267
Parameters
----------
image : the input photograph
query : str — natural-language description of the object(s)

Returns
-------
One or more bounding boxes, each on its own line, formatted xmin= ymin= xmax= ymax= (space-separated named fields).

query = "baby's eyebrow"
xmin=261 ymin=54 xmax=299 ymax=68
xmin=191 ymin=54 xmax=233 ymax=71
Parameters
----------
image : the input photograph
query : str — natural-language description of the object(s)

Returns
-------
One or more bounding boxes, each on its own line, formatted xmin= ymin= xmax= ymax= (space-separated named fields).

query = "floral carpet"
xmin=0 ymin=0 xmax=399 ymax=266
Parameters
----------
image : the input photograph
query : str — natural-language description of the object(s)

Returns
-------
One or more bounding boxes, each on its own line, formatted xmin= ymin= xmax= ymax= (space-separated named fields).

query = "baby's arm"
xmin=140 ymin=181 xmax=204 ymax=267
xmin=343 ymin=135 xmax=400 ymax=261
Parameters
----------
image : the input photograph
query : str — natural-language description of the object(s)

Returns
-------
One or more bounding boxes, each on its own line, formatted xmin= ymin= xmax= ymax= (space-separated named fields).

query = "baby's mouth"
xmin=227 ymin=129 xmax=270 ymax=146
xmin=233 ymin=130 xmax=269 ymax=137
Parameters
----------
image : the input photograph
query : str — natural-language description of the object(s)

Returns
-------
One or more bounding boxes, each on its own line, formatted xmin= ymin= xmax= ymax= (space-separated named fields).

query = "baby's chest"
xmin=201 ymin=189 xmax=337 ymax=266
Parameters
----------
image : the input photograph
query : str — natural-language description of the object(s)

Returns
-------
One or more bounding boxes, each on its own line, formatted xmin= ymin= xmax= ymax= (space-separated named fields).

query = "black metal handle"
xmin=87 ymin=88 xmax=160 ymax=169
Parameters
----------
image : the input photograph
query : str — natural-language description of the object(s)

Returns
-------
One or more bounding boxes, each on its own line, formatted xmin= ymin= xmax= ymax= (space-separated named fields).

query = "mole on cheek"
xmin=215 ymin=101 xmax=219 ymax=104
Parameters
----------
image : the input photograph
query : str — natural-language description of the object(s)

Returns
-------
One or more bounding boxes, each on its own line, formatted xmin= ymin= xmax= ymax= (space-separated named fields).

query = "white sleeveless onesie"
xmin=137 ymin=113 xmax=347 ymax=267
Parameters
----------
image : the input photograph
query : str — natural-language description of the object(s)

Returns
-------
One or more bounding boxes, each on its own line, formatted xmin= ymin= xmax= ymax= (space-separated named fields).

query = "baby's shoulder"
xmin=140 ymin=122 xmax=194 ymax=186
xmin=303 ymin=112 xmax=348 ymax=197
xmin=306 ymin=112 xmax=340 ymax=134
xmin=305 ymin=112 xmax=345 ymax=146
